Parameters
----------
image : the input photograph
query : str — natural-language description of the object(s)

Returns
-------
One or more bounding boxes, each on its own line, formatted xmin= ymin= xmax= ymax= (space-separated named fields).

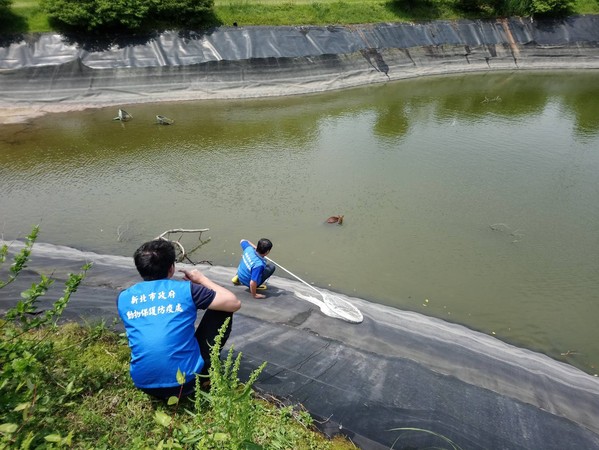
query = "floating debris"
xmin=156 ymin=115 xmax=174 ymax=125
xmin=489 ymin=223 xmax=524 ymax=243
xmin=481 ymin=96 xmax=502 ymax=104
xmin=112 ymin=109 xmax=132 ymax=122
xmin=156 ymin=228 xmax=211 ymax=264
xmin=489 ymin=223 xmax=510 ymax=232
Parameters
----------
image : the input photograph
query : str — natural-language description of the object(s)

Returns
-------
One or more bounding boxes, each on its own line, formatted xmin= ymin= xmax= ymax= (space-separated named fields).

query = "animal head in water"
xmin=326 ymin=215 xmax=344 ymax=225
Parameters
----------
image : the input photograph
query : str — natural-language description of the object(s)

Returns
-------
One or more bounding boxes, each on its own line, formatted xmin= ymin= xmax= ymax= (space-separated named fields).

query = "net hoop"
xmin=295 ymin=291 xmax=363 ymax=324
xmin=266 ymin=256 xmax=363 ymax=324
xmin=322 ymin=293 xmax=363 ymax=323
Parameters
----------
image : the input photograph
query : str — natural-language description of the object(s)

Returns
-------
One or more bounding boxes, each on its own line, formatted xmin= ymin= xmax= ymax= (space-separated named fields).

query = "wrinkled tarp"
xmin=2 ymin=16 xmax=599 ymax=69
xmin=2 ymin=242 xmax=599 ymax=450
xmin=1 ymin=16 xmax=599 ymax=113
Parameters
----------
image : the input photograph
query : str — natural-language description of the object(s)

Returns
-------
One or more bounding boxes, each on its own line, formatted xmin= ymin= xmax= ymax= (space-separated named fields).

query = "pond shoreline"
xmin=1 ymin=16 xmax=599 ymax=124
xmin=3 ymin=241 xmax=599 ymax=449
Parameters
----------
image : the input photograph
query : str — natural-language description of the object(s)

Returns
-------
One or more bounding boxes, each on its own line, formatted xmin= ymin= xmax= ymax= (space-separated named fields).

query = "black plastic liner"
xmin=1 ymin=16 xmax=598 ymax=113
xmin=2 ymin=242 xmax=599 ymax=450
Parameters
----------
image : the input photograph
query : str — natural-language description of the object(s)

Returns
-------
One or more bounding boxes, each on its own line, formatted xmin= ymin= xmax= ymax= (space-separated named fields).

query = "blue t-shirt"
xmin=237 ymin=241 xmax=266 ymax=286
xmin=117 ymin=278 xmax=215 ymax=389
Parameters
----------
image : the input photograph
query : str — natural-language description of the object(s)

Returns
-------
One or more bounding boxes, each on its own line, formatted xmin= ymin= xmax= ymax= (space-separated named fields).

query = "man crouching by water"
xmin=117 ymin=239 xmax=241 ymax=399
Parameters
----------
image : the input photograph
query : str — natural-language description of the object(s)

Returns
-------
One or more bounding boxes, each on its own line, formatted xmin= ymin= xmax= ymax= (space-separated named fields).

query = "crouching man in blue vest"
xmin=117 ymin=239 xmax=241 ymax=399
xmin=232 ymin=238 xmax=275 ymax=299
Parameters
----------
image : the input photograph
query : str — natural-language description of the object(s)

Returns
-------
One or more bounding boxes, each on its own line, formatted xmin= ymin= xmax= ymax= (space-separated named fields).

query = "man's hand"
xmin=179 ymin=268 xmax=205 ymax=284
xmin=241 ymin=239 xmax=256 ymax=249
xmin=180 ymin=269 xmax=241 ymax=312
xmin=250 ymin=280 xmax=266 ymax=299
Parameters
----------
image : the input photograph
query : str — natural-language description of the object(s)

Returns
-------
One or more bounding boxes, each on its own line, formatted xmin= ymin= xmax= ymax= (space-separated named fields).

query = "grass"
xmin=0 ymin=321 xmax=357 ymax=449
xmin=4 ymin=0 xmax=599 ymax=33
xmin=2 ymin=0 xmax=51 ymax=32
xmin=215 ymin=0 xmax=462 ymax=25
xmin=576 ymin=0 xmax=599 ymax=12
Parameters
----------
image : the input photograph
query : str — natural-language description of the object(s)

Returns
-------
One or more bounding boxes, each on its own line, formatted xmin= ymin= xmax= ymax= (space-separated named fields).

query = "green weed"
xmin=0 ymin=226 xmax=91 ymax=448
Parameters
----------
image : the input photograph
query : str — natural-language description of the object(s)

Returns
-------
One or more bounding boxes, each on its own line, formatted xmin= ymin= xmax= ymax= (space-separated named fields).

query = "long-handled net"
xmin=266 ymin=257 xmax=363 ymax=324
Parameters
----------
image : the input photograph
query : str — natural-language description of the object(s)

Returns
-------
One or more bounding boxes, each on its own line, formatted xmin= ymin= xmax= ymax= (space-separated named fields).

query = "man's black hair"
xmin=256 ymin=238 xmax=273 ymax=255
xmin=133 ymin=240 xmax=176 ymax=281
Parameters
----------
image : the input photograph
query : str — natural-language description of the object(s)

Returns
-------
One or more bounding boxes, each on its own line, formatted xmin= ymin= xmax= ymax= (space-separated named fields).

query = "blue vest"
xmin=237 ymin=242 xmax=266 ymax=285
xmin=117 ymin=279 xmax=203 ymax=389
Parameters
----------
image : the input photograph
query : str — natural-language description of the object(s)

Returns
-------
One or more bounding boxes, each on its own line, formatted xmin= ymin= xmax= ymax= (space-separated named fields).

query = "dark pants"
xmin=141 ymin=309 xmax=233 ymax=400
xmin=195 ymin=309 xmax=233 ymax=376
xmin=260 ymin=263 xmax=276 ymax=285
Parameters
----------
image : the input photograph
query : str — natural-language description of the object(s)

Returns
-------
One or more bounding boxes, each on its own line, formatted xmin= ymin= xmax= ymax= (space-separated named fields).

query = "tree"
xmin=529 ymin=0 xmax=574 ymax=15
xmin=40 ymin=0 xmax=150 ymax=31
xmin=40 ymin=0 xmax=216 ymax=33
xmin=0 ymin=0 xmax=13 ymax=18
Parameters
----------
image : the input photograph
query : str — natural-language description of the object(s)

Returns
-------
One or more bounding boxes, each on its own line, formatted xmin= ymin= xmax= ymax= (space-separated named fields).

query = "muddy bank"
xmin=1 ymin=15 xmax=599 ymax=123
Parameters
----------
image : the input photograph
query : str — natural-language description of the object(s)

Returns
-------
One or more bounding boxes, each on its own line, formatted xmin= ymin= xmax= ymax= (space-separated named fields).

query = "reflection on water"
xmin=1 ymin=71 xmax=599 ymax=374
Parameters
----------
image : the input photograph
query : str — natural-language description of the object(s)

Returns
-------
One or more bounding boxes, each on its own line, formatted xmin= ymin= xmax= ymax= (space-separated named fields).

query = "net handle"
xmin=265 ymin=256 xmax=326 ymax=300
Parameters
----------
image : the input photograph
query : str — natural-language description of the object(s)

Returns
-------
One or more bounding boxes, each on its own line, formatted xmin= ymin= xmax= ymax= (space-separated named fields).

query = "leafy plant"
xmin=0 ymin=226 xmax=90 ymax=448
xmin=199 ymin=318 xmax=267 ymax=448
xmin=150 ymin=318 xmax=268 ymax=448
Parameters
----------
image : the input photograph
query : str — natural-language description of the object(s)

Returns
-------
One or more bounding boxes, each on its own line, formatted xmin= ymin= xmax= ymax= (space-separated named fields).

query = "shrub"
xmin=40 ymin=0 xmax=215 ymax=32
xmin=529 ymin=0 xmax=575 ymax=15
xmin=40 ymin=0 xmax=150 ymax=31
xmin=457 ymin=0 xmax=573 ymax=15
xmin=153 ymin=0 xmax=215 ymax=27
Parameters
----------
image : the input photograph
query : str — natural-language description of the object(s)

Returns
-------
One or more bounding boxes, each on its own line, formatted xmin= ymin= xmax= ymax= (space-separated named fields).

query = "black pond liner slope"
xmin=1 ymin=15 xmax=599 ymax=111
xmin=1 ymin=241 xmax=599 ymax=450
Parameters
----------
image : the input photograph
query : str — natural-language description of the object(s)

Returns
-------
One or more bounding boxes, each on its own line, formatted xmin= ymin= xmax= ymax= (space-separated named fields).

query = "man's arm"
xmin=180 ymin=269 xmax=241 ymax=312
xmin=249 ymin=280 xmax=265 ymax=299
xmin=240 ymin=239 xmax=256 ymax=249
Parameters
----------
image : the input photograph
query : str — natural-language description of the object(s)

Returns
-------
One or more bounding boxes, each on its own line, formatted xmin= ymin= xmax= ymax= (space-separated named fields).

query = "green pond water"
xmin=1 ymin=71 xmax=598 ymax=374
